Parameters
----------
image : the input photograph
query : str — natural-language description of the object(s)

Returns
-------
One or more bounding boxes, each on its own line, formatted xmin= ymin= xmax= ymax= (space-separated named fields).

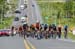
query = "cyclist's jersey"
xmin=36 ymin=23 xmax=40 ymax=30
xmin=64 ymin=25 xmax=68 ymax=31
xmin=49 ymin=25 xmax=52 ymax=31
xmin=11 ymin=26 xmax=14 ymax=31
xmin=23 ymin=24 xmax=28 ymax=31
xmin=44 ymin=24 xmax=48 ymax=30
xmin=19 ymin=26 xmax=23 ymax=32
xmin=31 ymin=24 xmax=35 ymax=30
xmin=32 ymin=24 xmax=36 ymax=28
xmin=21 ymin=17 xmax=28 ymax=24
xmin=58 ymin=27 xmax=61 ymax=32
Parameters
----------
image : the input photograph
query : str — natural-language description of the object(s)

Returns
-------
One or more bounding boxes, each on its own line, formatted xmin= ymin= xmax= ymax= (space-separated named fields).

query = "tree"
xmin=57 ymin=10 xmax=61 ymax=19
xmin=64 ymin=0 xmax=73 ymax=18
xmin=0 ymin=0 xmax=7 ymax=21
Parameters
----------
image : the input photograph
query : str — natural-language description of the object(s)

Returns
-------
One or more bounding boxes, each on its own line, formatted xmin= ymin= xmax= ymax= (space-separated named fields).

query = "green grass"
xmin=0 ymin=17 xmax=14 ymax=29
xmin=68 ymin=33 xmax=75 ymax=40
xmin=61 ymin=32 xmax=75 ymax=40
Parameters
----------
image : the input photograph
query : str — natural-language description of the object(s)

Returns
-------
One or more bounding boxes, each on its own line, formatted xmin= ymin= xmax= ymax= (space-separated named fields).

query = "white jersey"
xmin=21 ymin=17 xmax=28 ymax=24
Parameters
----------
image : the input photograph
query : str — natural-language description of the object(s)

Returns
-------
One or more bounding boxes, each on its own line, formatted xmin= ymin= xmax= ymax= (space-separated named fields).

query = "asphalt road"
xmin=26 ymin=38 xmax=75 ymax=49
xmin=27 ymin=0 xmax=43 ymax=25
xmin=0 ymin=35 xmax=25 ymax=49
xmin=0 ymin=35 xmax=75 ymax=49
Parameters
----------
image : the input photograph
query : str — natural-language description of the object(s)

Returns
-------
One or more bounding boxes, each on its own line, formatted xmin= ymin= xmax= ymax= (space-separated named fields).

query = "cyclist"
xmin=35 ymin=21 xmax=41 ymax=39
xmin=22 ymin=15 xmax=28 ymax=39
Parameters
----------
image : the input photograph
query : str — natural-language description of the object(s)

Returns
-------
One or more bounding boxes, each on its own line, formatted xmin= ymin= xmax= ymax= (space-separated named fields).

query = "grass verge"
xmin=68 ymin=33 xmax=75 ymax=40
xmin=0 ymin=17 xmax=14 ymax=29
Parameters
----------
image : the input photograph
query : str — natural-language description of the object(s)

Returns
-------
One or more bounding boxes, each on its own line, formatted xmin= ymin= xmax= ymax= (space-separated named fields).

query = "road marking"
xmin=26 ymin=39 xmax=36 ymax=49
xmin=57 ymin=39 xmax=75 ymax=43
xmin=24 ymin=39 xmax=30 ymax=49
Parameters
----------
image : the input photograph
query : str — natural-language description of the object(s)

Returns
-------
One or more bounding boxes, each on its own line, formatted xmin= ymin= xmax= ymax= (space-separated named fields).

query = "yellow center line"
xmin=24 ymin=39 xmax=30 ymax=49
xmin=26 ymin=39 xmax=36 ymax=49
